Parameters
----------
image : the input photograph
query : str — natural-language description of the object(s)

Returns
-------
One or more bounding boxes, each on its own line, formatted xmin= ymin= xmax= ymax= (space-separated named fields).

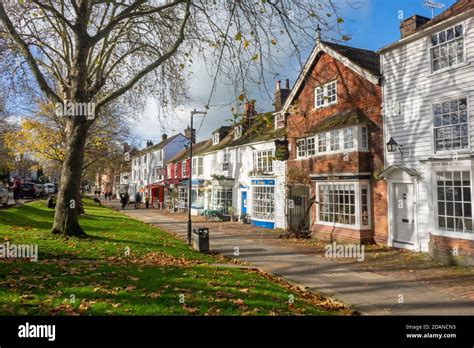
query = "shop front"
xmin=250 ymin=179 xmax=276 ymax=229
xmin=191 ymin=179 xmax=207 ymax=215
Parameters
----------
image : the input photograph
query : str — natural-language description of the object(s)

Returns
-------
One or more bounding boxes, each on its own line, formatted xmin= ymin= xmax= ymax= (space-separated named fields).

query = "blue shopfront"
xmin=250 ymin=179 xmax=276 ymax=229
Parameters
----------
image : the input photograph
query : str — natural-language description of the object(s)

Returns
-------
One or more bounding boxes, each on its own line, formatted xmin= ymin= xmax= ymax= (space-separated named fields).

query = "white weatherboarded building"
xmin=380 ymin=0 xmax=474 ymax=265
xmin=190 ymin=106 xmax=287 ymax=230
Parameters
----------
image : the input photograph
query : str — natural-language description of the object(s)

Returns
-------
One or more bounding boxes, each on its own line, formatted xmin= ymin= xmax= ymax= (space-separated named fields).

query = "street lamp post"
xmin=187 ymin=109 xmax=206 ymax=245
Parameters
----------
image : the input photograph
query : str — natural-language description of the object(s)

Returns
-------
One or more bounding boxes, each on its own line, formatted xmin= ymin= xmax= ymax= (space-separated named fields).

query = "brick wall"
xmin=429 ymin=234 xmax=474 ymax=266
xmin=287 ymin=51 xmax=388 ymax=244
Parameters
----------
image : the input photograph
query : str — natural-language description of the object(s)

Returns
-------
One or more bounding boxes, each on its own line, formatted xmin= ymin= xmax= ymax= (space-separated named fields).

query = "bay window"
xmin=296 ymin=125 xmax=368 ymax=158
xmin=343 ymin=128 xmax=354 ymax=149
xmin=317 ymin=182 xmax=371 ymax=229
xmin=330 ymin=130 xmax=340 ymax=151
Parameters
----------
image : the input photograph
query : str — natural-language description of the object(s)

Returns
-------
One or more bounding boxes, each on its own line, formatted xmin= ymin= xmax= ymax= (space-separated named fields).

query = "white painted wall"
xmin=200 ymin=139 xmax=287 ymax=229
xmin=381 ymin=14 xmax=474 ymax=250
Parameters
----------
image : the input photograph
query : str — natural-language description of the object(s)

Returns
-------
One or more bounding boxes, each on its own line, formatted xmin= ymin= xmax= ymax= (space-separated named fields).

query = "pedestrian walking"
xmin=135 ymin=192 xmax=141 ymax=209
xmin=120 ymin=193 xmax=128 ymax=210
xmin=13 ymin=177 xmax=21 ymax=206
xmin=145 ymin=193 xmax=150 ymax=209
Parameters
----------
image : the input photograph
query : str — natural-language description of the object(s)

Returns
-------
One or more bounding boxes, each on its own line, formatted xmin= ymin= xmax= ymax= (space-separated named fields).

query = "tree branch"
xmin=96 ymin=0 xmax=191 ymax=110
xmin=0 ymin=1 xmax=61 ymax=104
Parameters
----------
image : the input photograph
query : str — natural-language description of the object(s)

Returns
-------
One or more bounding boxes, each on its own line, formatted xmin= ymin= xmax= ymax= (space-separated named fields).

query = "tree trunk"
xmin=51 ymin=119 xmax=89 ymax=237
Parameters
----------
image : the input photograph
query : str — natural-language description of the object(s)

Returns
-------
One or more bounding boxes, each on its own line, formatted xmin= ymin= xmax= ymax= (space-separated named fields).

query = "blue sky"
xmin=123 ymin=0 xmax=459 ymax=146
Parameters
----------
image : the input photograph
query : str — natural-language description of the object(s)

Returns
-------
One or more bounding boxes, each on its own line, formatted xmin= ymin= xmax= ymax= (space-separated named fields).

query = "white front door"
xmin=393 ymin=183 xmax=416 ymax=245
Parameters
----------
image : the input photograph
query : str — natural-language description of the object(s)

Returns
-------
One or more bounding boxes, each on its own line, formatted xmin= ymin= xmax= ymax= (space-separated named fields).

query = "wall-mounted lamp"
xmin=386 ymin=137 xmax=404 ymax=162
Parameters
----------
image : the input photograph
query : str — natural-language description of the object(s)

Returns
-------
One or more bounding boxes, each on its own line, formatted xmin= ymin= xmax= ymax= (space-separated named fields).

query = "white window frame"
xmin=211 ymin=187 xmax=233 ymax=214
xmin=178 ymin=187 xmax=188 ymax=208
xmin=330 ymin=130 xmax=340 ymax=151
xmin=430 ymin=23 xmax=465 ymax=73
xmin=316 ymin=181 xmax=371 ymax=230
xmin=212 ymin=133 xmax=220 ymax=145
xmin=275 ymin=113 xmax=286 ymax=129
xmin=192 ymin=157 xmax=204 ymax=176
xmin=296 ymin=139 xmax=307 ymax=159
xmin=181 ymin=160 xmax=187 ymax=177
xmin=434 ymin=170 xmax=474 ymax=238
xmin=234 ymin=125 xmax=243 ymax=139
xmin=253 ymin=149 xmax=274 ymax=173
xmin=314 ymin=80 xmax=337 ymax=108
xmin=307 ymin=137 xmax=316 ymax=157
xmin=252 ymin=185 xmax=275 ymax=221
xmin=433 ymin=97 xmax=469 ymax=154
xmin=360 ymin=125 xmax=369 ymax=150
xmin=343 ymin=127 xmax=354 ymax=150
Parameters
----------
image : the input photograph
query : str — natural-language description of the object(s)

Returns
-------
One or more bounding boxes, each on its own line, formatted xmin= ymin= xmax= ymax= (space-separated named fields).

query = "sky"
xmin=129 ymin=0 xmax=458 ymax=148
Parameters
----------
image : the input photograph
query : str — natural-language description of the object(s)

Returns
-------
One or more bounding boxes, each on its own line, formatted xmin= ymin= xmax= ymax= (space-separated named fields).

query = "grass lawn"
xmin=0 ymin=199 xmax=349 ymax=316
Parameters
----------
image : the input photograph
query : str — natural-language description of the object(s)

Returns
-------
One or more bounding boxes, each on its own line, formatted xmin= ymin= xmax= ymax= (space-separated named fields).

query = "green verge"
xmin=0 ymin=199 xmax=343 ymax=316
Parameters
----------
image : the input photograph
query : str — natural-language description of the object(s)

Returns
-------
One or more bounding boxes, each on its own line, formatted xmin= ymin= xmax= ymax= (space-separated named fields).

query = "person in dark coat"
xmin=120 ymin=193 xmax=128 ymax=210
xmin=13 ymin=177 xmax=21 ymax=206
xmin=134 ymin=192 xmax=141 ymax=209
xmin=46 ymin=194 xmax=56 ymax=209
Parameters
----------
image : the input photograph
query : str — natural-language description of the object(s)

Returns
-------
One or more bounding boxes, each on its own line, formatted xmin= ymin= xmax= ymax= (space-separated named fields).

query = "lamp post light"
xmin=187 ymin=109 xmax=206 ymax=245
xmin=386 ymin=137 xmax=404 ymax=162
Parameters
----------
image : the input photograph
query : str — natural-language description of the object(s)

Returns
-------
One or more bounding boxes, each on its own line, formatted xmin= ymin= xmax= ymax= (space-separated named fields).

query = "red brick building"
xmin=279 ymin=35 xmax=388 ymax=244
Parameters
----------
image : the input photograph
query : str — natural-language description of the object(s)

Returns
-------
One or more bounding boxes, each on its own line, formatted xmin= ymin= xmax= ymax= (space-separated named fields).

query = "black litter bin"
xmin=192 ymin=227 xmax=209 ymax=253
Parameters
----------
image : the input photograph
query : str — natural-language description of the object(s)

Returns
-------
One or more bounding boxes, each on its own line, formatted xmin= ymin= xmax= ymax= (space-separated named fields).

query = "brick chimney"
xmin=184 ymin=126 xmax=196 ymax=144
xmin=161 ymin=134 xmax=168 ymax=142
xmin=400 ymin=15 xmax=430 ymax=39
xmin=244 ymin=100 xmax=256 ymax=118
xmin=274 ymin=79 xmax=291 ymax=112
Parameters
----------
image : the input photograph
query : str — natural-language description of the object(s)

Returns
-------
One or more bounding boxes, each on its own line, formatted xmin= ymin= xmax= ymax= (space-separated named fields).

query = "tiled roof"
xmin=323 ymin=41 xmax=381 ymax=76
xmin=202 ymin=113 xmax=286 ymax=154
xmin=417 ymin=0 xmax=474 ymax=32
xmin=167 ymin=139 xmax=213 ymax=163
xmin=307 ymin=108 xmax=376 ymax=135
xmin=138 ymin=133 xmax=183 ymax=156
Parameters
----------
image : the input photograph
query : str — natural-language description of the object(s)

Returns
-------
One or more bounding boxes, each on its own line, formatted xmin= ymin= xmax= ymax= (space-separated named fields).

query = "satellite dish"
xmin=423 ymin=0 xmax=445 ymax=18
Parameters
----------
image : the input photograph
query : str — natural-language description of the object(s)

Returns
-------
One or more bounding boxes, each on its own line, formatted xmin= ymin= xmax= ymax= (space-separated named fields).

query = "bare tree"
xmin=0 ymin=0 xmax=347 ymax=237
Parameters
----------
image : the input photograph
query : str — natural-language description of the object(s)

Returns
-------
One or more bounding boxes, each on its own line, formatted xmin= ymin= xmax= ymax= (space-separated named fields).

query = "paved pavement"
xmin=104 ymin=200 xmax=474 ymax=315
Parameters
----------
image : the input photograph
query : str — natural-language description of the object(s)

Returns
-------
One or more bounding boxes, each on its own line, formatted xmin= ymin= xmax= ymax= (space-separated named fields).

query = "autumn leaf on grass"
xmin=183 ymin=306 xmax=199 ymax=314
xmin=238 ymin=288 xmax=249 ymax=294
xmin=124 ymin=285 xmax=136 ymax=291
xmin=127 ymin=276 xmax=140 ymax=282
xmin=145 ymin=292 xmax=161 ymax=299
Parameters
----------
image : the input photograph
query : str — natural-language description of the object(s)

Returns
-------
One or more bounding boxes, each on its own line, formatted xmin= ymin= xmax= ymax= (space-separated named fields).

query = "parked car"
xmin=20 ymin=183 xmax=38 ymax=199
xmin=36 ymin=184 xmax=46 ymax=198
xmin=44 ymin=183 xmax=56 ymax=194
xmin=0 ymin=183 xmax=9 ymax=207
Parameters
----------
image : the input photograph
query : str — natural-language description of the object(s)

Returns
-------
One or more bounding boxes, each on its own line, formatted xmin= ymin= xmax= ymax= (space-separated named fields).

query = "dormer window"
xmin=315 ymin=80 xmax=337 ymax=108
xmin=213 ymin=133 xmax=220 ymax=145
xmin=234 ymin=125 xmax=243 ymax=139
xmin=275 ymin=113 xmax=286 ymax=129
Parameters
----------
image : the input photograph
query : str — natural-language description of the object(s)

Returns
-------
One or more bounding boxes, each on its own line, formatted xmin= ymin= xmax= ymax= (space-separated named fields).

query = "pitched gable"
xmin=281 ymin=40 xmax=381 ymax=113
